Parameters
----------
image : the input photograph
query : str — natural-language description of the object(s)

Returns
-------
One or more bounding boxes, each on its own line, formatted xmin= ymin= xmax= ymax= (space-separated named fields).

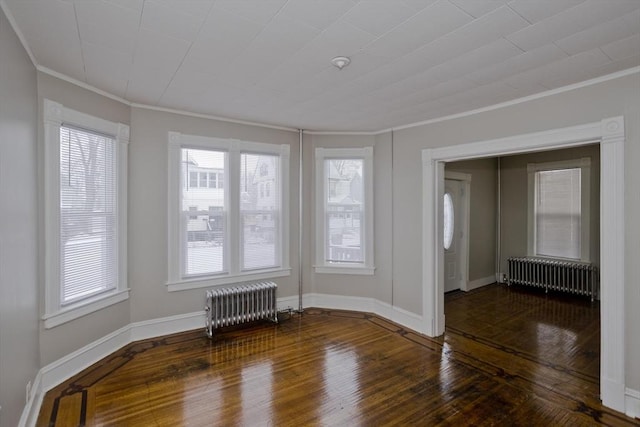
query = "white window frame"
xmin=167 ymin=132 xmax=291 ymax=291
xmin=43 ymin=99 xmax=129 ymax=329
xmin=314 ymin=147 xmax=375 ymax=275
xmin=527 ymin=158 xmax=591 ymax=262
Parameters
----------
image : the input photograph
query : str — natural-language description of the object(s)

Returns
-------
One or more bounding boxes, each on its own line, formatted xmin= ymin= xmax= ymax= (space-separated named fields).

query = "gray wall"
xmin=499 ymin=145 xmax=600 ymax=274
xmin=36 ymin=73 xmax=132 ymax=365
xmin=445 ymin=158 xmax=498 ymax=283
xmin=302 ymin=133 xmax=393 ymax=304
xmin=392 ymin=73 xmax=640 ymax=391
xmin=0 ymin=8 xmax=39 ymax=426
xmin=128 ymin=107 xmax=300 ymax=322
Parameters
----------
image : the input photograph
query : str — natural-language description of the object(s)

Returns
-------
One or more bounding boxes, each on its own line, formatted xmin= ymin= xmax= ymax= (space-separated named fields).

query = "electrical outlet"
xmin=26 ymin=381 xmax=31 ymax=404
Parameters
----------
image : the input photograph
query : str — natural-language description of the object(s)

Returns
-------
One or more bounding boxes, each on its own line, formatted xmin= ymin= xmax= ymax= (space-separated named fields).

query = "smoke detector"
xmin=331 ymin=56 xmax=351 ymax=70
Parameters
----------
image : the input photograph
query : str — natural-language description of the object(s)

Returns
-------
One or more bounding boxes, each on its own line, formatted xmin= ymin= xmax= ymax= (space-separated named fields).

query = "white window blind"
xmin=181 ymin=148 xmax=226 ymax=276
xmin=325 ymin=158 xmax=364 ymax=264
xmin=535 ymin=168 xmax=581 ymax=259
xmin=59 ymin=125 xmax=117 ymax=304
xmin=241 ymin=153 xmax=280 ymax=270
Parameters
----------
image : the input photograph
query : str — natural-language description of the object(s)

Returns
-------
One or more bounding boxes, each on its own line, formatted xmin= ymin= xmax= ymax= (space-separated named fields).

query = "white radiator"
xmin=507 ymin=257 xmax=598 ymax=301
xmin=205 ymin=281 xmax=278 ymax=338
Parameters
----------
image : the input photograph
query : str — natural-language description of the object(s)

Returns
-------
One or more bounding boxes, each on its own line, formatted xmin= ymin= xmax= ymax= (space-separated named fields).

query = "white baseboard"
xmin=601 ymin=377 xmax=627 ymax=414
xmin=130 ymin=311 xmax=205 ymax=342
xmin=625 ymin=388 xmax=640 ymax=418
xmin=466 ymin=275 xmax=496 ymax=291
xmin=20 ymin=311 xmax=204 ymax=427
xmin=303 ymin=293 xmax=424 ymax=334
xmin=32 ymin=293 xmax=640 ymax=424
xmin=18 ymin=370 xmax=42 ymax=427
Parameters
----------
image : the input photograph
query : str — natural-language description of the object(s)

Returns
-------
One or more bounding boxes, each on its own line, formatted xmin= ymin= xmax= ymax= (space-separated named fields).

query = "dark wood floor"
xmin=38 ymin=284 xmax=638 ymax=426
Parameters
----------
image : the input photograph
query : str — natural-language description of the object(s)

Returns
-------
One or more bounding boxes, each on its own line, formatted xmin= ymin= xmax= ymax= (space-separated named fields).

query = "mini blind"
xmin=535 ymin=168 xmax=581 ymax=259
xmin=181 ymin=148 xmax=226 ymax=276
xmin=240 ymin=153 xmax=280 ymax=270
xmin=325 ymin=158 xmax=364 ymax=263
xmin=59 ymin=125 xmax=117 ymax=304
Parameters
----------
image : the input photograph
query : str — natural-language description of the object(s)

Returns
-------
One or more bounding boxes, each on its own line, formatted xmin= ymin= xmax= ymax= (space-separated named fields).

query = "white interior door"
xmin=444 ymin=179 xmax=464 ymax=292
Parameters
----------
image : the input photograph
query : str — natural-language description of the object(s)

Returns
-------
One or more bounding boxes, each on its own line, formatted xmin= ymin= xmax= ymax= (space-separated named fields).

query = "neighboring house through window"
xmin=167 ymin=132 xmax=290 ymax=291
xmin=315 ymin=147 xmax=374 ymax=275
xmin=527 ymin=158 xmax=591 ymax=261
xmin=43 ymin=99 xmax=129 ymax=328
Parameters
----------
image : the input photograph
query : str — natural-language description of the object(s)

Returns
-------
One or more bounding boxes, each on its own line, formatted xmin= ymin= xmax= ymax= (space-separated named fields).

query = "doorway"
xmin=421 ymin=116 xmax=626 ymax=412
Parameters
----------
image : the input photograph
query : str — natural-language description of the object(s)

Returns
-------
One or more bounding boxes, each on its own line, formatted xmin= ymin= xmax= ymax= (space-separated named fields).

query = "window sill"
xmin=314 ymin=265 xmax=376 ymax=275
xmin=167 ymin=268 xmax=292 ymax=292
xmin=43 ymin=289 xmax=130 ymax=329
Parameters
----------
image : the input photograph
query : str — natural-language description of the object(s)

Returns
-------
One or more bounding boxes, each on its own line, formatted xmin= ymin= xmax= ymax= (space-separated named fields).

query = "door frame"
xmin=422 ymin=116 xmax=626 ymax=412
xmin=444 ymin=171 xmax=471 ymax=292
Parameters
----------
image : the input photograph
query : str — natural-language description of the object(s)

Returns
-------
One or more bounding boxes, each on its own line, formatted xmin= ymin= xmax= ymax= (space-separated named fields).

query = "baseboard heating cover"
xmin=205 ymin=281 xmax=278 ymax=338
xmin=507 ymin=257 xmax=598 ymax=301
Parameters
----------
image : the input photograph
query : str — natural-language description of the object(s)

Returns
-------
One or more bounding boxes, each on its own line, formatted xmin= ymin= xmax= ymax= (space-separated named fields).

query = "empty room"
xmin=1 ymin=1 xmax=639 ymax=426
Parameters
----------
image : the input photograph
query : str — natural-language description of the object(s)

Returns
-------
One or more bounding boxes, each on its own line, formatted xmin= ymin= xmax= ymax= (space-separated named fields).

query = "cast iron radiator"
xmin=507 ymin=257 xmax=598 ymax=301
xmin=205 ymin=281 xmax=278 ymax=338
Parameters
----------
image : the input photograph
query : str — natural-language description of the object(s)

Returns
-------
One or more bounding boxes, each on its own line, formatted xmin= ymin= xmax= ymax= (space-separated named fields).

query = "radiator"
xmin=205 ymin=281 xmax=278 ymax=338
xmin=507 ymin=257 xmax=598 ymax=301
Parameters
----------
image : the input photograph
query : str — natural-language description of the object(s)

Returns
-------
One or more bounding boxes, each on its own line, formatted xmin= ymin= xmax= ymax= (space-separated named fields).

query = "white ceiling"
xmin=3 ymin=0 xmax=640 ymax=132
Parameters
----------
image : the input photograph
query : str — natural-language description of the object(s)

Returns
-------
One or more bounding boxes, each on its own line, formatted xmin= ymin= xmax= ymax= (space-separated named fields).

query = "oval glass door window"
xmin=443 ymin=193 xmax=454 ymax=250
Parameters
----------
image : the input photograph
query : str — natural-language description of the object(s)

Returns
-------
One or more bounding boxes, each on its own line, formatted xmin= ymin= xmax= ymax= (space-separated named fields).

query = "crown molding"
xmin=3 ymin=0 xmax=637 ymax=137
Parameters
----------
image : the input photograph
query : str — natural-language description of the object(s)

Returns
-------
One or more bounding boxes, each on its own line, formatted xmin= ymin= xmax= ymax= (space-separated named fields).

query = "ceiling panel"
xmin=449 ymin=0 xmax=508 ymax=18
xmin=507 ymin=0 xmax=586 ymax=24
xmin=3 ymin=0 xmax=639 ymax=131
xmin=507 ymin=0 xmax=640 ymax=51
xmin=555 ymin=9 xmax=640 ymax=55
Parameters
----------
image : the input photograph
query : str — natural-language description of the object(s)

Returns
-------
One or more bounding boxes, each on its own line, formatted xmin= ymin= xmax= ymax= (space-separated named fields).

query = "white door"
xmin=444 ymin=179 xmax=464 ymax=292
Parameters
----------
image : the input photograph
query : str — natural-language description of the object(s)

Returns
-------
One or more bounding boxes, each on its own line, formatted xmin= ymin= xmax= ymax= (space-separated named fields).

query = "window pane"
xmin=241 ymin=153 xmax=280 ymax=270
xmin=325 ymin=159 xmax=364 ymax=263
xmin=60 ymin=126 xmax=117 ymax=304
xmin=535 ymin=168 xmax=581 ymax=259
xmin=181 ymin=148 xmax=226 ymax=276
xmin=443 ymin=193 xmax=454 ymax=250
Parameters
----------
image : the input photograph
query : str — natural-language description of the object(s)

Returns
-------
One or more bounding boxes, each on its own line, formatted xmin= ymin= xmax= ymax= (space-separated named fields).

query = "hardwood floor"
xmin=37 ymin=284 xmax=638 ymax=426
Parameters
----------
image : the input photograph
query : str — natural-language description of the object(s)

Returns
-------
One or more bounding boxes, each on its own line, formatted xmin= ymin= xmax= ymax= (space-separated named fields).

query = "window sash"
xmin=534 ymin=168 xmax=581 ymax=259
xmin=171 ymin=138 xmax=289 ymax=287
xmin=315 ymin=147 xmax=374 ymax=274
xmin=59 ymin=125 xmax=118 ymax=305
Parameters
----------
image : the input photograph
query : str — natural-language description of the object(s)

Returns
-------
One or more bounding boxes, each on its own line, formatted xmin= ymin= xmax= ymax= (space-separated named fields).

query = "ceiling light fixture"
xmin=331 ymin=56 xmax=351 ymax=70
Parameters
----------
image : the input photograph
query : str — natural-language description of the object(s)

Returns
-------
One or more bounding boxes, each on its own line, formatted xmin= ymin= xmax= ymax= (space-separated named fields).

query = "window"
xmin=443 ymin=193 xmax=454 ymax=250
xmin=43 ymin=99 xmax=129 ymax=328
xmin=168 ymin=132 xmax=290 ymax=291
xmin=528 ymin=158 xmax=591 ymax=261
xmin=315 ymin=147 xmax=374 ymax=275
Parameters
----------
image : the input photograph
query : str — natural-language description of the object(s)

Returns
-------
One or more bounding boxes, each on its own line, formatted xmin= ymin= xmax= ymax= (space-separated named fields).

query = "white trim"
xmin=21 ymin=298 xmax=423 ymax=426
xmin=167 ymin=132 xmax=291 ymax=288
xmin=465 ymin=275 xmax=496 ymax=291
xmin=313 ymin=265 xmax=375 ymax=275
xmin=167 ymin=268 xmax=292 ymax=292
xmin=599 ymin=116 xmax=626 ymax=412
xmin=314 ymin=147 xmax=375 ymax=272
xmin=625 ymin=388 xmax=640 ymax=419
xmin=526 ymin=157 xmax=591 ymax=262
xmin=134 ymin=104 xmax=298 ymax=133
xmin=303 ymin=293 xmax=424 ymax=333
xmin=42 ymin=99 xmax=130 ymax=328
xmin=422 ymin=116 xmax=626 ymax=413
xmin=18 ymin=370 xmax=42 ymax=427
xmin=129 ymin=311 xmax=205 ymax=342
xmin=385 ymin=67 xmax=639 ymax=134
xmin=39 ymin=66 xmax=130 ymax=105
xmin=43 ymin=289 xmax=130 ymax=329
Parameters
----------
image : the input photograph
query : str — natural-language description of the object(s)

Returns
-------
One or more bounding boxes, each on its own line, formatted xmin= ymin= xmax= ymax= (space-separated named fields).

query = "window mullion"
xmin=228 ymin=147 xmax=241 ymax=275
